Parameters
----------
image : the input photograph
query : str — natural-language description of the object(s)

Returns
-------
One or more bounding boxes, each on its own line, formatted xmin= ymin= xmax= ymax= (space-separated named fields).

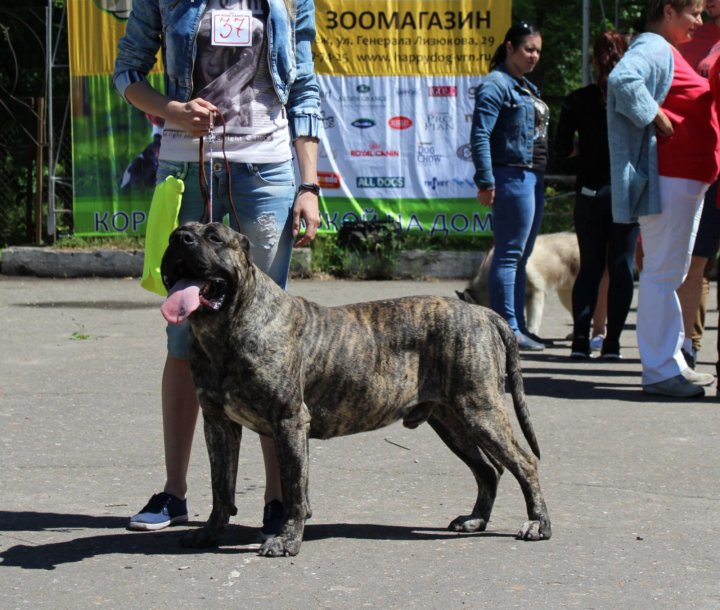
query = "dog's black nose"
xmin=175 ymin=228 xmax=198 ymax=247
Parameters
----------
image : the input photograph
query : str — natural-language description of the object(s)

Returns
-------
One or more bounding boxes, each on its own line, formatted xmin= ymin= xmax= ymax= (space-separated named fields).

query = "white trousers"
xmin=637 ymin=176 xmax=707 ymax=385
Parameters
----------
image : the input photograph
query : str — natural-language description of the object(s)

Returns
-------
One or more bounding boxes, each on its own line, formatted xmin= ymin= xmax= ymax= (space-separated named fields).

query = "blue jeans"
xmin=488 ymin=167 xmax=544 ymax=334
xmin=157 ymin=159 xmax=296 ymax=358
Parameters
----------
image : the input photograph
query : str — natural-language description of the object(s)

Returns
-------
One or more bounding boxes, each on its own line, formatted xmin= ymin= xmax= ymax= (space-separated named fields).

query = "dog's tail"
xmin=498 ymin=319 xmax=541 ymax=459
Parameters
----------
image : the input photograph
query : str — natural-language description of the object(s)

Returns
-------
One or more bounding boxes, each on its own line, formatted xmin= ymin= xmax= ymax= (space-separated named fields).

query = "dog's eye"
xmin=208 ymin=233 xmax=224 ymax=245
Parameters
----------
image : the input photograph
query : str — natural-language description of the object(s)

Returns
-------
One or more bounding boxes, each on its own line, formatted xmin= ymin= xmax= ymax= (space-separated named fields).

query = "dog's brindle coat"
xmin=161 ymin=222 xmax=552 ymax=557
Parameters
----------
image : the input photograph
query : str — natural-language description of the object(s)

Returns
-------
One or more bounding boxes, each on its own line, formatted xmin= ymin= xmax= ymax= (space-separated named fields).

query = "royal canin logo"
xmin=349 ymin=142 xmax=400 ymax=157
xmin=317 ymin=171 xmax=341 ymax=189
xmin=388 ymin=116 xmax=413 ymax=130
xmin=429 ymin=86 xmax=457 ymax=97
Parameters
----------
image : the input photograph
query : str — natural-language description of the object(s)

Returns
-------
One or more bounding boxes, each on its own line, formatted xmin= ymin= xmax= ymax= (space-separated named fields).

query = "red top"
xmin=657 ymin=48 xmax=720 ymax=184
xmin=678 ymin=21 xmax=720 ymax=74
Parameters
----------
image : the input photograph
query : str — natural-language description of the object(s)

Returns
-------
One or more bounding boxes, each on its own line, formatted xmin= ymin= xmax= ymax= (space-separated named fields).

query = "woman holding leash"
xmin=470 ymin=22 xmax=550 ymax=351
xmin=113 ymin=0 xmax=322 ymax=535
xmin=607 ymin=0 xmax=720 ymax=397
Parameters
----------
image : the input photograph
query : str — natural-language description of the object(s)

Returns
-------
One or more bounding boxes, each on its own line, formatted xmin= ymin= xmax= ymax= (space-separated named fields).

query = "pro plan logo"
xmin=356 ymin=84 xmax=371 ymax=93
xmin=357 ymin=176 xmax=406 ymax=188
xmin=352 ymin=118 xmax=376 ymax=129
xmin=429 ymin=85 xmax=457 ymax=97
xmin=318 ymin=171 xmax=341 ymax=189
xmin=388 ymin=116 xmax=413 ymax=130
xmin=349 ymin=142 xmax=400 ymax=157
xmin=425 ymin=112 xmax=454 ymax=131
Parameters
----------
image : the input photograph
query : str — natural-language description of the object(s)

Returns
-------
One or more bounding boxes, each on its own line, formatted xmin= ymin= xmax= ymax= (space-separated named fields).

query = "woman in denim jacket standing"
xmin=471 ymin=22 xmax=550 ymax=351
xmin=114 ymin=0 xmax=322 ymax=535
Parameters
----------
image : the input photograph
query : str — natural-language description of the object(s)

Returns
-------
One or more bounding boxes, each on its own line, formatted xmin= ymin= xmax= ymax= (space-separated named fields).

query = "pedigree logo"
xmin=318 ymin=171 xmax=341 ymax=189
xmin=429 ymin=85 xmax=457 ymax=97
xmin=388 ymin=116 xmax=413 ymax=130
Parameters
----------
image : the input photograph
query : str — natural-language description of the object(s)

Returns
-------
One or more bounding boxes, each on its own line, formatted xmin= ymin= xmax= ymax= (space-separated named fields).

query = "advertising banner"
xmin=67 ymin=0 xmax=508 ymax=236
xmin=68 ymin=0 xmax=162 ymax=236
xmin=313 ymin=0 xmax=509 ymax=234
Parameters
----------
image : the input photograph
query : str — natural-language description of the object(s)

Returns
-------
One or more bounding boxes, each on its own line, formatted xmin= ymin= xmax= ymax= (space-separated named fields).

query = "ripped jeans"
xmin=156 ymin=159 xmax=296 ymax=358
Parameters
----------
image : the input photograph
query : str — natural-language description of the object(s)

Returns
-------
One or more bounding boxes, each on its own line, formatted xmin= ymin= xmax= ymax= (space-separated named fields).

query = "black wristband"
xmin=297 ymin=182 xmax=320 ymax=195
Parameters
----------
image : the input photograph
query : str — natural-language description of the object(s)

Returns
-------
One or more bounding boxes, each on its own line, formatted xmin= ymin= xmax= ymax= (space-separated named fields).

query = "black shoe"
xmin=600 ymin=339 xmax=621 ymax=360
xmin=523 ymin=331 xmax=555 ymax=347
xmin=570 ymin=336 xmax=591 ymax=359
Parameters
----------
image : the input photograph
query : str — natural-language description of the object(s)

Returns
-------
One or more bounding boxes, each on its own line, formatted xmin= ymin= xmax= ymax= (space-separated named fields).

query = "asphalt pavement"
xmin=1 ymin=275 xmax=718 ymax=609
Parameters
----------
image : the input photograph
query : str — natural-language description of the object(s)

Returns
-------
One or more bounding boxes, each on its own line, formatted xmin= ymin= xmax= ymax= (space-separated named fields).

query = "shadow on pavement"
xmin=0 ymin=512 xmax=513 ymax=570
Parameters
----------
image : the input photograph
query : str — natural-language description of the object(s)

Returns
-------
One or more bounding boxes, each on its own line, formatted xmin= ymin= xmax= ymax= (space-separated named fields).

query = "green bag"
xmin=141 ymin=175 xmax=184 ymax=296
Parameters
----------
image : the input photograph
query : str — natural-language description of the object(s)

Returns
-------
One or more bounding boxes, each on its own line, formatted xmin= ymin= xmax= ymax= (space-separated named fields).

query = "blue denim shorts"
xmin=157 ymin=159 xmax=296 ymax=358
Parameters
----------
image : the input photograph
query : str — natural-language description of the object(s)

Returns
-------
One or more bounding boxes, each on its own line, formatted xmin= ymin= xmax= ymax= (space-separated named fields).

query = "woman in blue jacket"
xmin=471 ymin=22 xmax=549 ymax=350
xmin=114 ymin=0 xmax=322 ymax=535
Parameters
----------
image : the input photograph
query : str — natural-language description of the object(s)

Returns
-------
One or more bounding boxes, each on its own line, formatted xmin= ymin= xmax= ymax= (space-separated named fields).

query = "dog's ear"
xmin=235 ymin=232 xmax=251 ymax=253
xmin=456 ymin=289 xmax=479 ymax=305
xmin=233 ymin=232 xmax=254 ymax=266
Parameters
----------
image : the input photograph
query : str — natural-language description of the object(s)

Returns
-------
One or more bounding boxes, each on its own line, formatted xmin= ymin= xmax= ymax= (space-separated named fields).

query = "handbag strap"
xmin=198 ymin=112 xmax=242 ymax=228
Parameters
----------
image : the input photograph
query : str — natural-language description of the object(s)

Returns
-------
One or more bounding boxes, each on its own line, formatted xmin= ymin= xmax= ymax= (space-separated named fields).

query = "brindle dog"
xmin=160 ymin=222 xmax=552 ymax=557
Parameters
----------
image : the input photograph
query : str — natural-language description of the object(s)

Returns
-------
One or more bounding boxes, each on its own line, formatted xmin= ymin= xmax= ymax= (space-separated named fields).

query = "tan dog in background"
xmin=457 ymin=232 xmax=580 ymax=335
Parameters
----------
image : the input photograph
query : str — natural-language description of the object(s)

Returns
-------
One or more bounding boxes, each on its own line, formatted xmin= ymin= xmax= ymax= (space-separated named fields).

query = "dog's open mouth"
xmin=161 ymin=277 xmax=227 ymax=324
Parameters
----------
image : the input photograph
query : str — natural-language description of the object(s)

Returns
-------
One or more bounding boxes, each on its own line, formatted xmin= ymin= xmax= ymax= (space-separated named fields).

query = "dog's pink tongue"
xmin=161 ymin=279 xmax=203 ymax=324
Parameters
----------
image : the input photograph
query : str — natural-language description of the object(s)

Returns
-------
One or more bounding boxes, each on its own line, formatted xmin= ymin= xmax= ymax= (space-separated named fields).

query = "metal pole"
xmin=582 ymin=0 xmax=591 ymax=85
xmin=35 ymin=96 xmax=45 ymax=245
xmin=46 ymin=0 xmax=55 ymax=240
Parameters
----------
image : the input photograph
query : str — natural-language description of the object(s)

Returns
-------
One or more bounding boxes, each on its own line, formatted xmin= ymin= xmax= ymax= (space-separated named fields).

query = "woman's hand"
xmin=477 ymin=189 xmax=495 ymax=206
xmin=292 ymin=190 xmax=322 ymax=248
xmin=166 ymin=98 xmax=218 ymax=137
xmin=124 ymin=82 xmax=218 ymax=137
xmin=653 ymin=109 xmax=674 ymax=137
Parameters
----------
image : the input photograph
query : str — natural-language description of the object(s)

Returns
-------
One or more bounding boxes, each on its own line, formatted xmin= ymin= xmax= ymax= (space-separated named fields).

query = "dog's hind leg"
xmin=181 ymin=412 xmax=241 ymax=548
xmin=459 ymin=400 xmax=551 ymax=541
xmin=428 ymin=413 xmax=504 ymax=533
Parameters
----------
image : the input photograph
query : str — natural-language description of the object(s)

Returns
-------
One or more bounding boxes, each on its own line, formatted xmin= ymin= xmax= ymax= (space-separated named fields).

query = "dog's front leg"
xmin=259 ymin=403 xmax=311 ymax=557
xmin=181 ymin=411 xmax=241 ymax=548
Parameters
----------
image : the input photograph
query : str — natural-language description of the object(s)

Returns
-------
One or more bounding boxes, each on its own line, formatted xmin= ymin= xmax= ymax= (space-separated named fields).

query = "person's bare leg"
xmin=678 ymin=255 xmax=708 ymax=349
xmin=261 ymin=435 xmax=283 ymax=503
xmin=592 ymin=268 xmax=609 ymax=338
xmin=162 ymin=355 xmax=200 ymax=499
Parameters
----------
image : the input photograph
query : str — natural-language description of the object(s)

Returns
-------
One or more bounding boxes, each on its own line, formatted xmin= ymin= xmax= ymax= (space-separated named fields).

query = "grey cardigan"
xmin=607 ymin=32 xmax=674 ymax=223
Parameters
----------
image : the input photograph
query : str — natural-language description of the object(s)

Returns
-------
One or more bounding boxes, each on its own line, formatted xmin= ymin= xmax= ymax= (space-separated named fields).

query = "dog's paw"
xmin=258 ymin=535 xmax=302 ymax=557
xmin=516 ymin=520 xmax=552 ymax=541
xmin=448 ymin=515 xmax=488 ymax=533
xmin=180 ymin=527 xmax=221 ymax=548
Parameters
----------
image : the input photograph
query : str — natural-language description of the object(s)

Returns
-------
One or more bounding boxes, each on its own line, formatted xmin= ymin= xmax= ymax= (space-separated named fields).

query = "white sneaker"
xmin=589 ymin=335 xmax=604 ymax=352
xmin=681 ymin=368 xmax=714 ymax=387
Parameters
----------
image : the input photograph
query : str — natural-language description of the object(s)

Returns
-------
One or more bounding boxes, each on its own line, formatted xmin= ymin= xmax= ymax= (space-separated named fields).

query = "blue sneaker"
xmin=128 ymin=492 xmax=188 ymax=531
xmin=260 ymin=499 xmax=284 ymax=541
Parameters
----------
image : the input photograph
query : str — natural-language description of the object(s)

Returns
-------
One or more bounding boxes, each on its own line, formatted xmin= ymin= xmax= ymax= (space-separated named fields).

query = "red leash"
xmin=198 ymin=112 xmax=242 ymax=228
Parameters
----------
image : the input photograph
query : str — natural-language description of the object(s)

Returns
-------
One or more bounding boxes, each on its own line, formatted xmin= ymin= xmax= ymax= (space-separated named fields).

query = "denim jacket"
xmin=113 ymin=0 xmax=322 ymax=141
xmin=470 ymin=63 xmax=540 ymax=190
xmin=607 ymin=33 xmax=673 ymax=223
